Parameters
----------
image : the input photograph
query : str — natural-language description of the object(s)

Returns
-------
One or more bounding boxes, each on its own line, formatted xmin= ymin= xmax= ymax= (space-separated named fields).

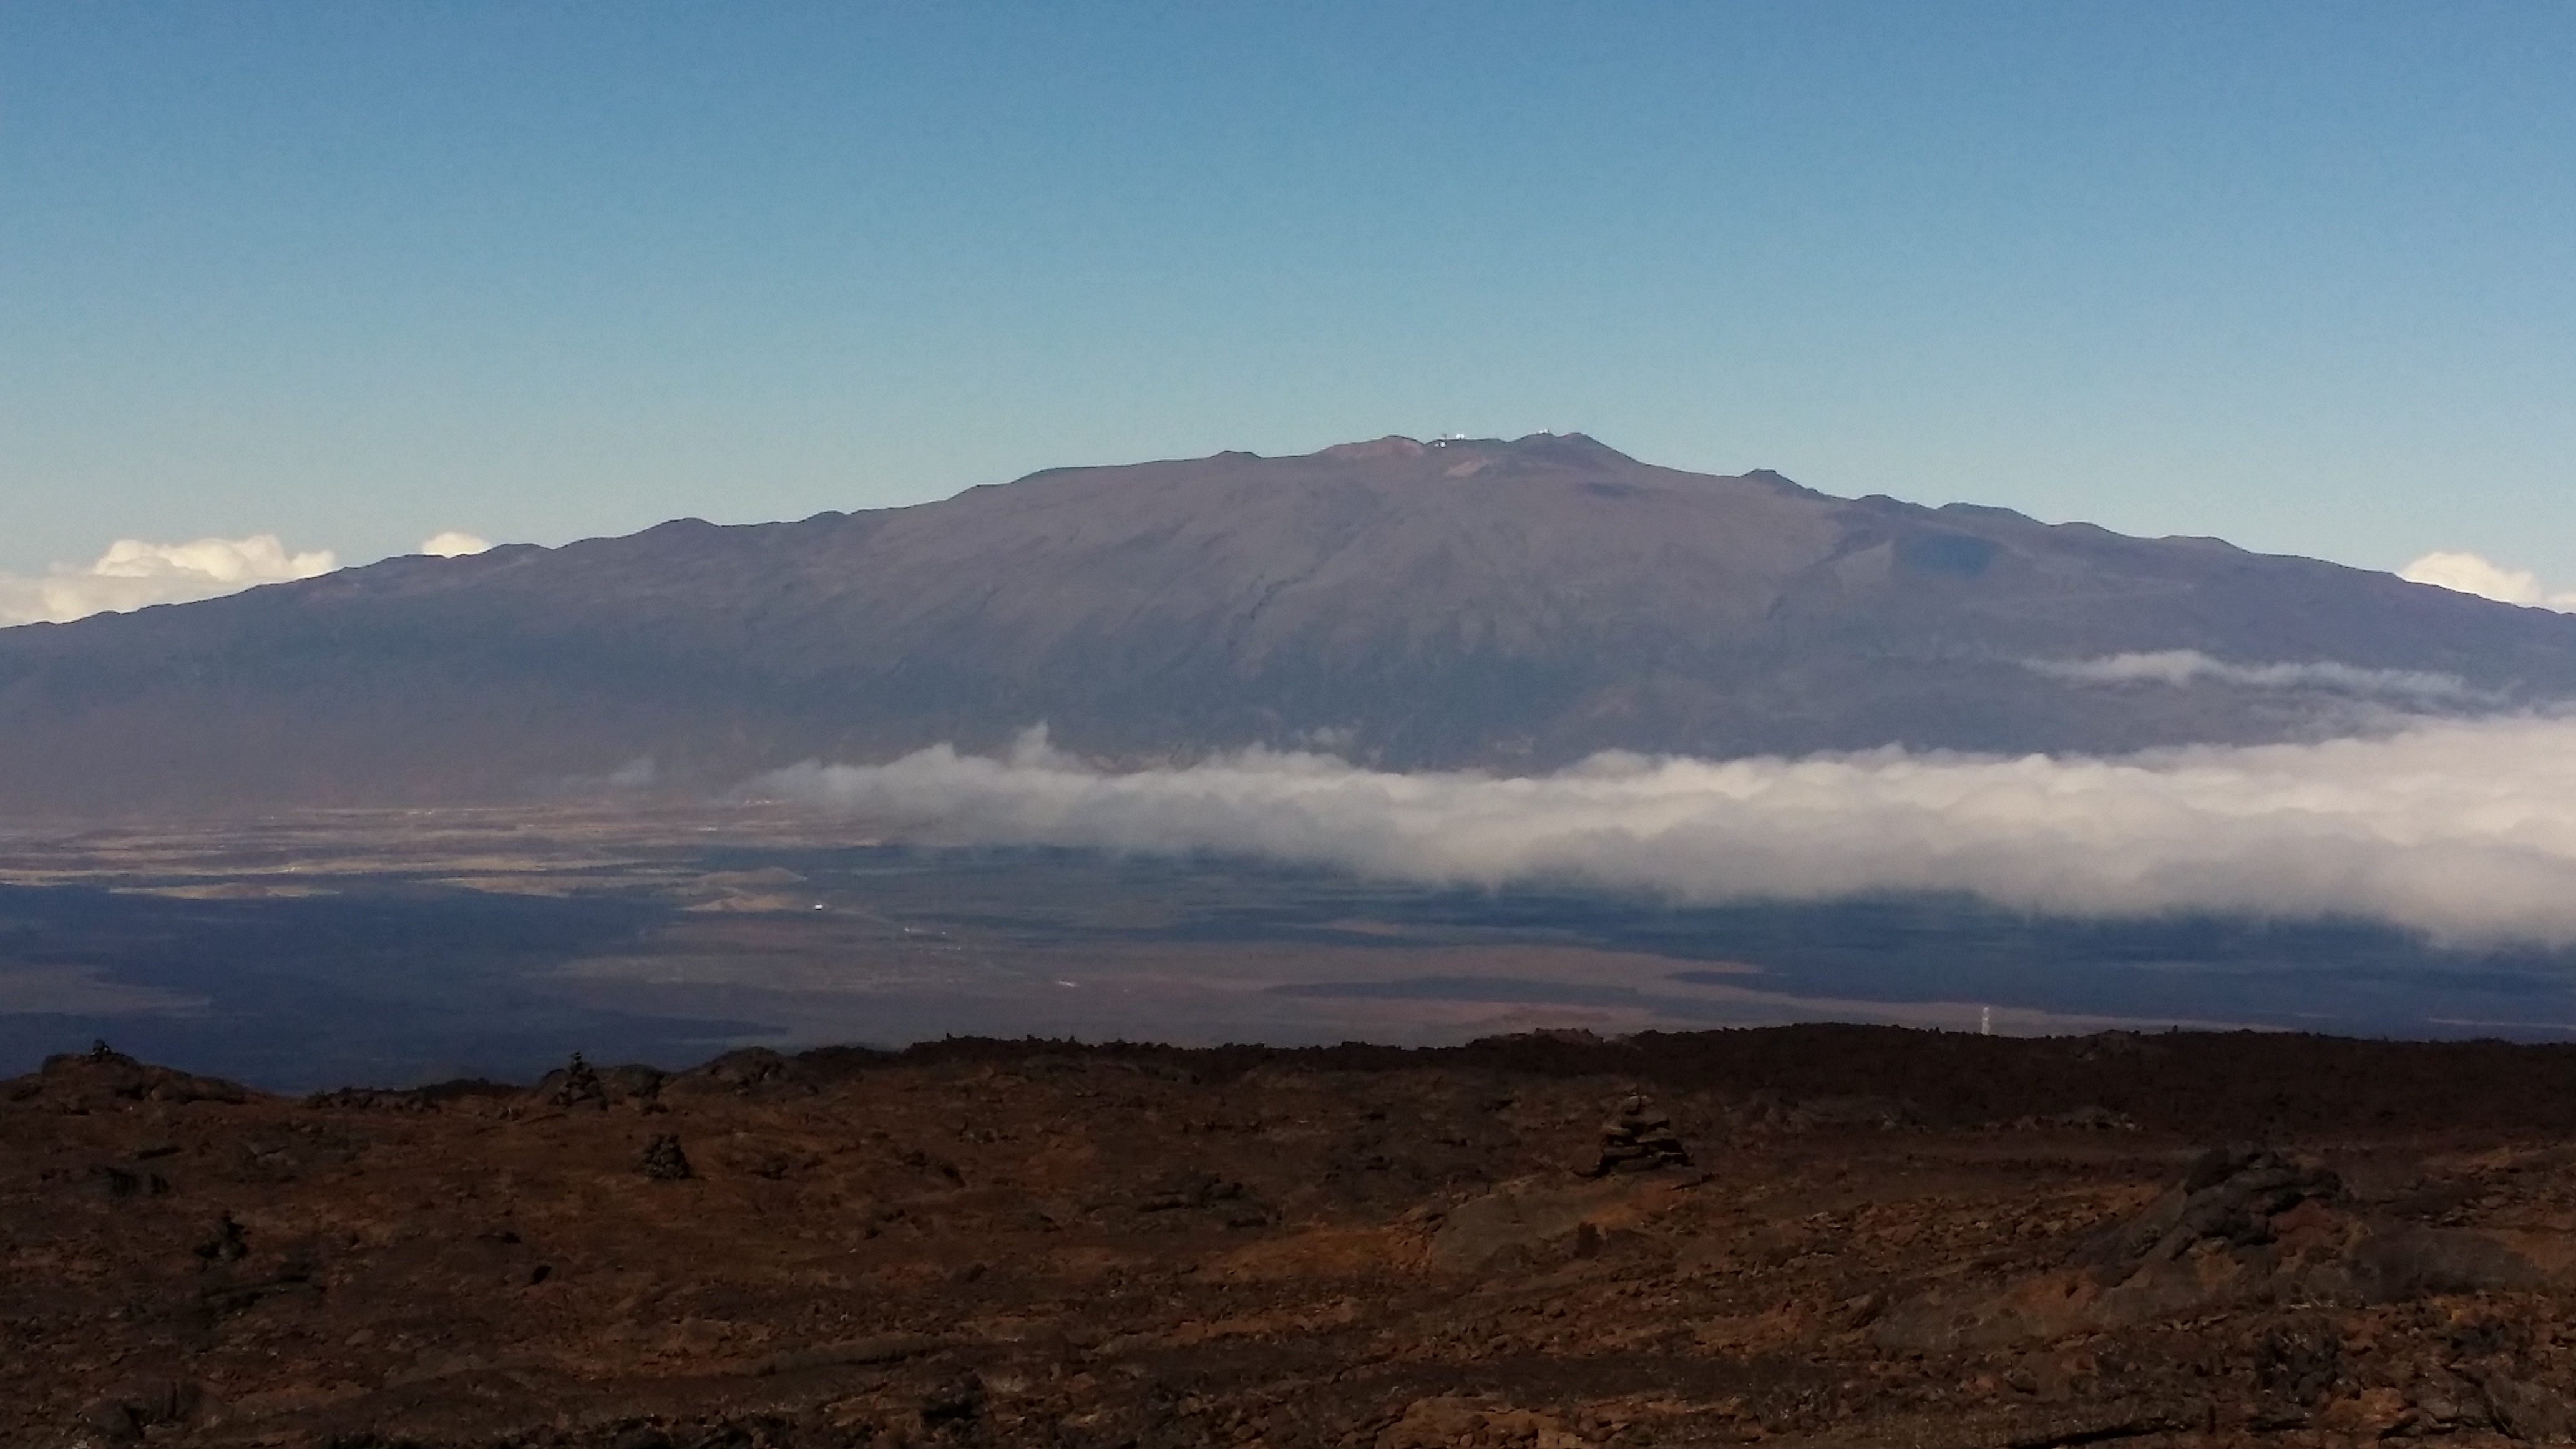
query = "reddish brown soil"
xmin=11 ymin=1026 xmax=2576 ymax=1448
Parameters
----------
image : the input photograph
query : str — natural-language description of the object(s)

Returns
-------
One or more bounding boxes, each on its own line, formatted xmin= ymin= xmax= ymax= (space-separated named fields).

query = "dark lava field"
xmin=12 ymin=1027 xmax=2576 ymax=1448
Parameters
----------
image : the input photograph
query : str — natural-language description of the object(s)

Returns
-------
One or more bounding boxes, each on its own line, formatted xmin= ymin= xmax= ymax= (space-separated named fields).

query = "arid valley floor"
xmin=14 ymin=1028 xmax=2576 ymax=1447
xmin=11 ymin=806 xmax=2576 ymax=1093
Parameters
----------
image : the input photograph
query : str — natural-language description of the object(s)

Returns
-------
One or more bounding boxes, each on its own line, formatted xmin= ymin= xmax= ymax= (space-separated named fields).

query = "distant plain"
xmin=5 ymin=806 xmax=2574 ymax=1090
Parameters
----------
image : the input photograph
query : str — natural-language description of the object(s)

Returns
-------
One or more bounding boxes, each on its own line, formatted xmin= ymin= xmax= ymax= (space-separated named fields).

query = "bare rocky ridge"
xmin=12 ymin=1027 xmax=2576 ymax=1447
xmin=4 ymin=434 xmax=2575 ymax=815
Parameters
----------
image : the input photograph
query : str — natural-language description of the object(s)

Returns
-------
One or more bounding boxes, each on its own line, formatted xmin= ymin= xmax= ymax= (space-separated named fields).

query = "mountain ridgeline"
xmin=4 ymin=434 xmax=2573 ymax=816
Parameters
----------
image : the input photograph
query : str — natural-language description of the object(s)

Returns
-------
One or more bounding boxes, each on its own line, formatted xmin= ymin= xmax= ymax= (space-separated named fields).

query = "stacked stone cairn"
xmin=1588 ymin=1095 xmax=1691 ymax=1176
xmin=548 ymin=1051 xmax=608 ymax=1110
xmin=637 ymin=1134 xmax=694 ymax=1181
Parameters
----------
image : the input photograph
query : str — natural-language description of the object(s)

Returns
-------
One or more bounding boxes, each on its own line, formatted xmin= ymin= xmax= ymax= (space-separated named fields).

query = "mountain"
xmin=4 ymin=432 xmax=2573 ymax=817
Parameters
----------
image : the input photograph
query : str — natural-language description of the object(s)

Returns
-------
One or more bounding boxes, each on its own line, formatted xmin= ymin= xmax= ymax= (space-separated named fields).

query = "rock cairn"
xmin=1588 ymin=1095 xmax=1690 ymax=1176
xmin=549 ymin=1052 xmax=607 ymax=1110
xmin=638 ymin=1134 xmax=693 ymax=1181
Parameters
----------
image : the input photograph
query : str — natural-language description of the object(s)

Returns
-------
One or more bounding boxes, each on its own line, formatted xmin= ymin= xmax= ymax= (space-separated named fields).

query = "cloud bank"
xmin=756 ymin=718 xmax=2576 ymax=945
xmin=2024 ymin=650 xmax=2480 ymax=705
xmin=0 ymin=535 xmax=338 ymax=626
xmin=0 ymin=529 xmax=495 ymax=626
xmin=2402 ymin=551 xmax=2576 ymax=612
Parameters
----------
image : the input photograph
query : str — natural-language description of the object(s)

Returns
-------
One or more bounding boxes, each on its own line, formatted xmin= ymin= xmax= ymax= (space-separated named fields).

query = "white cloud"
xmin=0 ymin=535 xmax=338 ymax=627
xmin=754 ymin=718 xmax=2576 ymax=945
xmin=2401 ymin=551 xmax=2576 ymax=612
xmin=2025 ymin=650 xmax=2481 ymax=705
xmin=421 ymin=530 xmax=492 ymax=557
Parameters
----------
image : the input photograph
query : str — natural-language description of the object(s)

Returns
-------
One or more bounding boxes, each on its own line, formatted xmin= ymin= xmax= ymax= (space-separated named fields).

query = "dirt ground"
xmin=10 ymin=1025 xmax=2576 ymax=1448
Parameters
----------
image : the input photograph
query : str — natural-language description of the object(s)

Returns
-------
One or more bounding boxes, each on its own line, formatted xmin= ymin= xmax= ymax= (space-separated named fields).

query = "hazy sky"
xmin=7 ymin=3 xmax=2574 ymax=583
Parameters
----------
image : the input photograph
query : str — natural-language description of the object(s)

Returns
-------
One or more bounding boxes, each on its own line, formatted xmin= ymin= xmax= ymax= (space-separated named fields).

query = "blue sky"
xmin=6 ymin=2 xmax=2574 ymax=584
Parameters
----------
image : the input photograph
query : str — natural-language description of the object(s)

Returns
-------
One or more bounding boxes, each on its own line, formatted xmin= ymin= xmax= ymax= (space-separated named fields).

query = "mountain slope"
xmin=3 ymin=433 xmax=2571 ymax=816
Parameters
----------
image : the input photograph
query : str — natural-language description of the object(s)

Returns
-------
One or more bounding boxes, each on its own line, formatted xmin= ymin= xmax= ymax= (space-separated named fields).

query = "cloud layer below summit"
xmin=760 ymin=715 xmax=2576 ymax=946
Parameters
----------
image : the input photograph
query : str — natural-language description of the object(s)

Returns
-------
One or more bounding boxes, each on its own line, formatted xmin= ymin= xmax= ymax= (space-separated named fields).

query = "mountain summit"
xmin=4 ymin=434 xmax=2571 ymax=816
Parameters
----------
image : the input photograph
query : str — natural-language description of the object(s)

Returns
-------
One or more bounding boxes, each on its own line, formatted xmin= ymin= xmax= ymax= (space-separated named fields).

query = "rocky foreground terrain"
xmin=12 ymin=1026 xmax=2576 ymax=1448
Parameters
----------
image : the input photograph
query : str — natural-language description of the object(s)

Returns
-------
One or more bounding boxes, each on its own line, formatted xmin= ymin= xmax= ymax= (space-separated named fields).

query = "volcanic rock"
xmin=13 ymin=1027 xmax=2576 ymax=1446
xmin=2094 ymin=1143 xmax=2340 ymax=1264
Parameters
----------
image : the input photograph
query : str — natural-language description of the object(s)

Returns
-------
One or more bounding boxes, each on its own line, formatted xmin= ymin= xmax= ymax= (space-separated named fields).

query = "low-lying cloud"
xmin=2024 ymin=650 xmax=2481 ymax=705
xmin=756 ymin=717 xmax=2576 ymax=944
xmin=2402 ymin=551 xmax=2576 ymax=612
xmin=0 ymin=535 xmax=338 ymax=626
